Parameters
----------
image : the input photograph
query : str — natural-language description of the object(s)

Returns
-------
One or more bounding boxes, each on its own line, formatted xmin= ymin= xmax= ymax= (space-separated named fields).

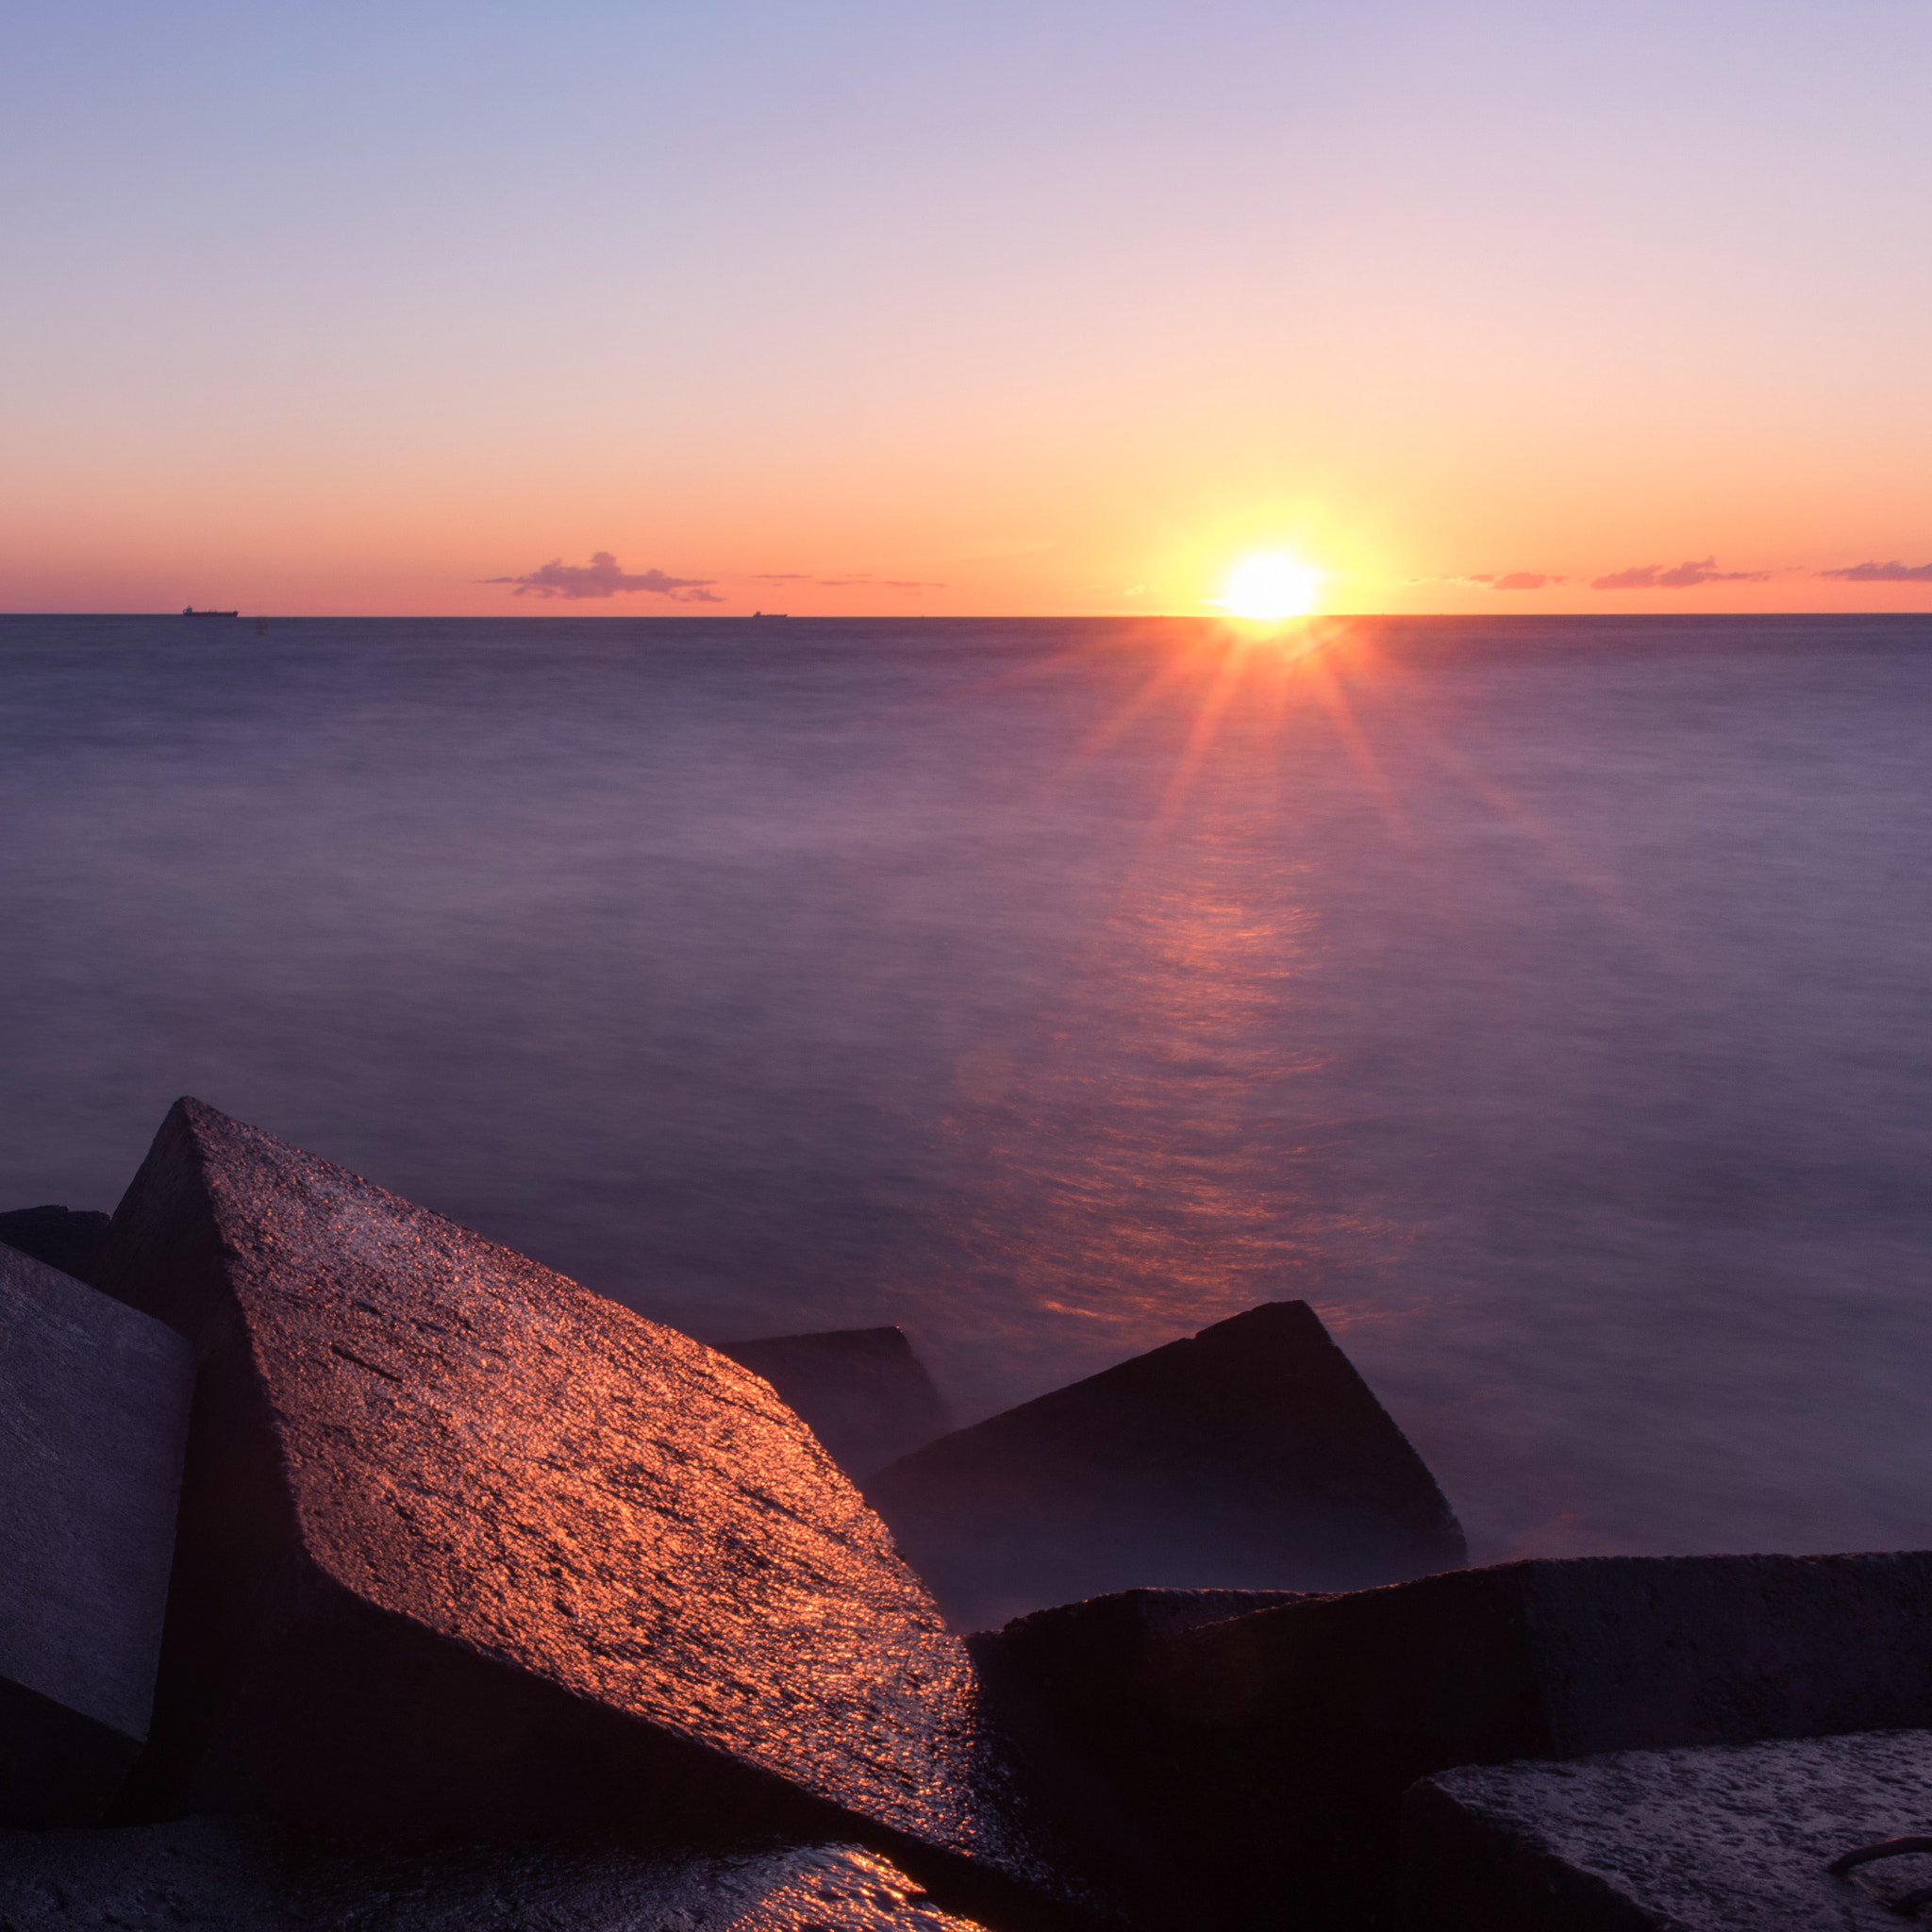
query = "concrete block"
xmin=1405 ymin=1729 xmax=1932 ymax=1931
xmin=863 ymin=1302 xmax=1465 ymax=1629
xmin=90 ymin=1099 xmax=1123 ymax=1925
xmin=1142 ymin=1551 xmax=1932 ymax=1928
xmin=720 ymin=1324 xmax=952 ymax=1478
xmin=0 ymin=1244 xmax=193 ymax=1824
xmin=969 ymin=1587 xmax=1324 ymax=1864
xmin=0 ymin=1204 xmax=112 ymax=1281
xmin=0 ymin=1814 xmax=999 ymax=1930
xmin=988 ymin=1586 xmax=1320 ymax=1742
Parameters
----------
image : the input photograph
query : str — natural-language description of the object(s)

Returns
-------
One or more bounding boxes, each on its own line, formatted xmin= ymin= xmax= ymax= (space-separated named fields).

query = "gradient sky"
xmin=5 ymin=0 xmax=1929 ymax=615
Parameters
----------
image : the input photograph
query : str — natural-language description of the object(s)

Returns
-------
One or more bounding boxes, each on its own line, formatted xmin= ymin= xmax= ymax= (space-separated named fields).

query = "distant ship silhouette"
xmin=751 ymin=610 xmax=790 ymax=619
xmin=182 ymin=607 xmax=239 ymax=618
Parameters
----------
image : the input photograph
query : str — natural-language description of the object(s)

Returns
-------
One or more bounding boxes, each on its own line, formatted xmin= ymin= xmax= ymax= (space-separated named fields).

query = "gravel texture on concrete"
xmin=1407 ymin=1728 xmax=1932 ymax=1931
xmin=89 ymin=1099 xmax=1113 ymax=1925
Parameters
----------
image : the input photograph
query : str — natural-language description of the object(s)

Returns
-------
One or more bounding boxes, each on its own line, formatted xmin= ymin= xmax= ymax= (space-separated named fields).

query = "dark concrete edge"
xmin=1398 ymin=1775 xmax=1681 ymax=1932
xmin=0 ymin=1676 xmax=142 ymax=1828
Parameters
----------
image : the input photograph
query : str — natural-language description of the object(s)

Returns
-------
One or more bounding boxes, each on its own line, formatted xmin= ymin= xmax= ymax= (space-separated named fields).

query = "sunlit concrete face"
xmin=86 ymin=1097 xmax=1070 ymax=1894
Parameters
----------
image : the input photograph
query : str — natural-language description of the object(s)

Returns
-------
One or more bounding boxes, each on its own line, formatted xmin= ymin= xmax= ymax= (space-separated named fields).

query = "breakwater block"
xmin=0 ymin=1204 xmax=112 ymax=1281
xmin=1135 ymin=1551 xmax=1932 ymax=1927
xmin=720 ymin=1324 xmax=951 ymax=1478
xmin=0 ymin=1244 xmax=193 ymax=1824
xmin=89 ymin=1098 xmax=1113 ymax=1924
xmin=968 ymin=1588 xmax=1324 ymax=1848
xmin=1404 ymin=1728 xmax=1932 ymax=1931
xmin=0 ymin=1813 xmax=999 ymax=1930
xmin=987 ymin=1587 xmax=1322 ymax=1745
xmin=863 ymin=1301 xmax=1466 ymax=1629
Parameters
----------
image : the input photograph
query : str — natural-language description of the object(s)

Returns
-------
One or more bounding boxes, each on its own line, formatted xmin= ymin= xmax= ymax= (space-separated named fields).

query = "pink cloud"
xmin=1591 ymin=556 xmax=1770 ymax=590
xmin=487 ymin=552 xmax=721 ymax=602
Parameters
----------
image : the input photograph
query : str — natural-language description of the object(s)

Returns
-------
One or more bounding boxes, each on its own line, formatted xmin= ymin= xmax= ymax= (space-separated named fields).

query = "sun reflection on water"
xmin=922 ymin=622 xmax=1413 ymax=1397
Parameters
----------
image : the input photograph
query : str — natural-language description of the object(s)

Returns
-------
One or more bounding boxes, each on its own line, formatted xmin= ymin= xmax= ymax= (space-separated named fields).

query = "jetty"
xmin=5 ymin=1099 xmax=1931 ymax=1928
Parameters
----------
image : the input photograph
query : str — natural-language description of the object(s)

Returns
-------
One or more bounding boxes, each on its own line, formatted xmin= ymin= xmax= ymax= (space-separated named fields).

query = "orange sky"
xmin=4 ymin=1 xmax=1928 ymax=617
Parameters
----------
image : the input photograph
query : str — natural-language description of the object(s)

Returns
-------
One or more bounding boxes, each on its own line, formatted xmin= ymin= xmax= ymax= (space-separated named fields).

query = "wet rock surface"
xmin=1405 ymin=1728 xmax=1932 ymax=1931
xmin=719 ymin=1327 xmax=951 ymax=1480
xmin=88 ymin=1099 xmax=1103 ymax=1924
xmin=0 ymin=1204 xmax=112 ymax=1282
xmin=0 ymin=1815 xmax=993 ymax=1929
xmin=1137 ymin=1551 xmax=1932 ymax=1928
xmin=864 ymin=1302 xmax=1465 ymax=1630
xmin=0 ymin=1243 xmax=193 ymax=1825
xmin=26 ymin=1096 xmax=1932 ymax=1930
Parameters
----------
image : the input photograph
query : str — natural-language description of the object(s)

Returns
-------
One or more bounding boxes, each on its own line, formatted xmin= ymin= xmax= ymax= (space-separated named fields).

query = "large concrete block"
xmin=720 ymin=1325 xmax=952 ymax=1478
xmin=863 ymin=1302 xmax=1465 ymax=1630
xmin=988 ymin=1587 xmax=1319 ymax=1743
xmin=0 ymin=1204 xmax=112 ymax=1281
xmin=0 ymin=1244 xmax=193 ymax=1824
xmin=1404 ymin=1729 xmax=1932 ymax=1931
xmin=1141 ymin=1552 xmax=1932 ymax=1928
xmin=0 ymin=1814 xmax=999 ymax=1930
xmin=90 ymin=1099 xmax=1123 ymax=1925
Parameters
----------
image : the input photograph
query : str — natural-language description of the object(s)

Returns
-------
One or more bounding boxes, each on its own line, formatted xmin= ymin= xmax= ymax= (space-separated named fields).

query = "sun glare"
xmin=1218 ymin=552 xmax=1323 ymax=623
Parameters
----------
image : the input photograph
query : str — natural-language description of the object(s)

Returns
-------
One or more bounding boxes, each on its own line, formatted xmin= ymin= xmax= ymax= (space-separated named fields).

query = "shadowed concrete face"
xmin=1123 ymin=1552 xmax=1932 ymax=1929
xmin=720 ymin=1326 xmax=952 ymax=1479
xmin=90 ymin=1100 xmax=1108 ymax=1922
xmin=863 ymin=1302 xmax=1465 ymax=1630
xmin=1406 ymin=1730 xmax=1932 ymax=1931
xmin=0 ymin=1816 xmax=994 ymax=1931
xmin=0 ymin=1205 xmax=112 ymax=1283
xmin=0 ymin=1245 xmax=193 ymax=1824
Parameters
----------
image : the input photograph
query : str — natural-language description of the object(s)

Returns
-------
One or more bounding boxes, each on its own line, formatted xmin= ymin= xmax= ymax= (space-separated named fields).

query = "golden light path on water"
xmin=8 ymin=611 xmax=1929 ymax=1568
xmin=882 ymin=611 xmax=1720 ymax=1565
xmin=908 ymin=619 xmax=1422 ymax=1381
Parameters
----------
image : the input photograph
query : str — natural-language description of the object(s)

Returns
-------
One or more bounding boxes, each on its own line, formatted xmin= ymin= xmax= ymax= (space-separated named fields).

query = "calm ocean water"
xmin=4 ymin=611 xmax=1929 ymax=1565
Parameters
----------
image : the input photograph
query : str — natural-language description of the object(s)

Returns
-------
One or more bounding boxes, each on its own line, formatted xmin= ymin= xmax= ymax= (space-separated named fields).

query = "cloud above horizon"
xmin=1591 ymin=556 xmax=1771 ymax=590
xmin=1407 ymin=571 xmax=1564 ymax=589
xmin=487 ymin=552 xmax=722 ymax=601
xmin=1818 ymin=559 xmax=1932 ymax=582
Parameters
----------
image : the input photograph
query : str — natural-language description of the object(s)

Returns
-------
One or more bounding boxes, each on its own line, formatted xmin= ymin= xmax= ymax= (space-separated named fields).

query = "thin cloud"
xmin=1591 ymin=557 xmax=1770 ymax=590
xmin=1819 ymin=559 xmax=1932 ymax=582
xmin=1411 ymin=572 xmax=1564 ymax=589
xmin=487 ymin=552 xmax=722 ymax=602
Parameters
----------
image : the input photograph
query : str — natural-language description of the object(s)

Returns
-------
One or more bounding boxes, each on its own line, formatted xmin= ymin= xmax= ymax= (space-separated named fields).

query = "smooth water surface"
xmin=4 ymin=612 xmax=1928 ymax=1562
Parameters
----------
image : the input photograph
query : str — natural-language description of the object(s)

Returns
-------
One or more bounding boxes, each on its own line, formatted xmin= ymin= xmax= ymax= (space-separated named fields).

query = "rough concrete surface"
xmin=863 ymin=1302 xmax=1465 ymax=1631
xmin=90 ymin=1100 xmax=1118 ymax=1925
xmin=1035 ymin=1552 xmax=1932 ymax=1930
xmin=0 ymin=1242 xmax=194 ymax=1824
xmin=0 ymin=1205 xmax=112 ymax=1283
xmin=719 ymin=1328 xmax=951 ymax=1480
xmin=1406 ymin=1728 xmax=1932 ymax=1931
xmin=0 ymin=1815 xmax=992 ymax=1929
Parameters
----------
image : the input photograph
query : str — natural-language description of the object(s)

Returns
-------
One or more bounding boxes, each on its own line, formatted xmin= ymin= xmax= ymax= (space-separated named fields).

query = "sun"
xmin=1217 ymin=552 xmax=1324 ymax=623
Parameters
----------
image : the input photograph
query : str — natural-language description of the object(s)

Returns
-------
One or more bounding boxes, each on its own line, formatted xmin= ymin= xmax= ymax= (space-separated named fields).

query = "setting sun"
xmin=1217 ymin=553 xmax=1324 ymax=623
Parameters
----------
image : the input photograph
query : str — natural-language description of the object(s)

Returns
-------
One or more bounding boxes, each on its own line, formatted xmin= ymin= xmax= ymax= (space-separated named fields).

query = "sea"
xmin=4 ymin=611 xmax=1928 ymax=1566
